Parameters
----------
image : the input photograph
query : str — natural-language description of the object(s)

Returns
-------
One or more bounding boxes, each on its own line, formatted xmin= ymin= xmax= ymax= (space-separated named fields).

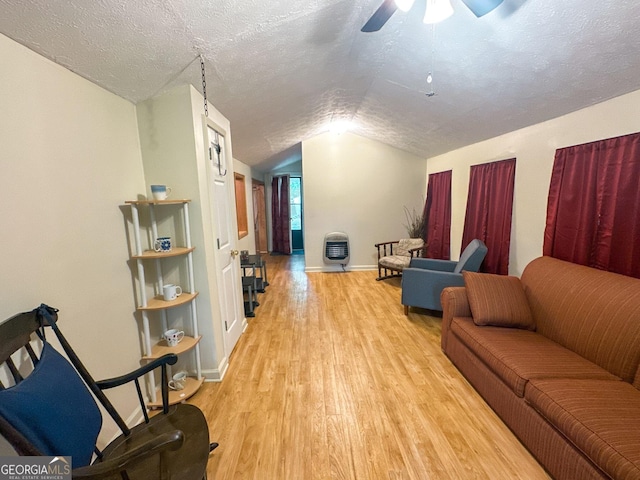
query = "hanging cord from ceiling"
xmin=199 ymin=54 xmax=209 ymax=118
xmin=426 ymin=23 xmax=436 ymax=97
xmin=199 ymin=54 xmax=226 ymax=176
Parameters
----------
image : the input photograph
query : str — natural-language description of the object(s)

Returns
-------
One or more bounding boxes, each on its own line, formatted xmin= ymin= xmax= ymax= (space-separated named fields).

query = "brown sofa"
xmin=441 ymin=256 xmax=640 ymax=480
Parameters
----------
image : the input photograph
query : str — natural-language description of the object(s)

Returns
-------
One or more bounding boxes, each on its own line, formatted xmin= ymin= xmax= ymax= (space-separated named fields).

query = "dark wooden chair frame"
xmin=0 ymin=305 xmax=216 ymax=480
xmin=375 ymin=240 xmax=424 ymax=281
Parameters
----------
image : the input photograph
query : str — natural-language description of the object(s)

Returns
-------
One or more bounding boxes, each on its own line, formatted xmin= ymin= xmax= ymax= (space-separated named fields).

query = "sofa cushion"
xmin=521 ymin=256 xmax=640 ymax=382
xmin=463 ymin=272 xmax=535 ymax=330
xmin=451 ymin=317 xmax=620 ymax=397
xmin=525 ymin=378 xmax=640 ymax=480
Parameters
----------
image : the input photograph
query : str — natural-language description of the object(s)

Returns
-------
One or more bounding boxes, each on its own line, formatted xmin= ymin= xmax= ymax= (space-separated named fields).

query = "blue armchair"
xmin=401 ymin=239 xmax=488 ymax=314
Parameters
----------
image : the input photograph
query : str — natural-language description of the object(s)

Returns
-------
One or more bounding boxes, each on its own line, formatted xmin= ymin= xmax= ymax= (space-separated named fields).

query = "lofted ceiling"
xmin=1 ymin=0 xmax=640 ymax=172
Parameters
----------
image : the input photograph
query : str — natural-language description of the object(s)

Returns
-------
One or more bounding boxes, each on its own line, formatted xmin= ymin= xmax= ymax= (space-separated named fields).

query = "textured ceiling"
xmin=1 ymin=0 xmax=640 ymax=171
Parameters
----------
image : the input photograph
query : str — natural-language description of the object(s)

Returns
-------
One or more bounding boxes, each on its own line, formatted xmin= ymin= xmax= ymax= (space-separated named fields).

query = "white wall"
xmin=302 ymin=132 xmax=426 ymax=271
xmin=0 ymin=33 xmax=146 ymax=447
xmin=427 ymin=89 xmax=640 ymax=275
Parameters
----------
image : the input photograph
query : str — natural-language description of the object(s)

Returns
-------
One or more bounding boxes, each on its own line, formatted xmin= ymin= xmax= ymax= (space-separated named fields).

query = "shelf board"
xmin=138 ymin=292 xmax=199 ymax=311
xmin=142 ymin=335 xmax=202 ymax=360
xmin=126 ymin=199 xmax=191 ymax=205
xmin=133 ymin=247 xmax=195 ymax=259
xmin=148 ymin=376 xmax=204 ymax=408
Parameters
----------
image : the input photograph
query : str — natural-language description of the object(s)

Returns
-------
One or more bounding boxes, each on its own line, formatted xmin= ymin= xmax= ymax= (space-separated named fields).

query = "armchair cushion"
xmin=376 ymin=238 xmax=424 ymax=280
xmin=463 ymin=271 xmax=535 ymax=330
xmin=395 ymin=238 xmax=424 ymax=257
xmin=379 ymin=255 xmax=412 ymax=270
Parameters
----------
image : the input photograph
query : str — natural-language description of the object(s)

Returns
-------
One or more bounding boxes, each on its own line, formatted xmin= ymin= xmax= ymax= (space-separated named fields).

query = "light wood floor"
xmin=189 ymin=255 xmax=550 ymax=479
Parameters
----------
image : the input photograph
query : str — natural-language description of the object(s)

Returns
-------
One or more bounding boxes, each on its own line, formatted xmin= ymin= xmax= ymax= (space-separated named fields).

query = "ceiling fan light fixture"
xmin=394 ymin=0 xmax=415 ymax=12
xmin=423 ymin=0 xmax=454 ymax=23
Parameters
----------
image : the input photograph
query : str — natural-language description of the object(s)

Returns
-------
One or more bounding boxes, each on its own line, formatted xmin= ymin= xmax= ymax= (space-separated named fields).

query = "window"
xmin=234 ymin=173 xmax=248 ymax=239
xmin=543 ymin=132 xmax=640 ymax=278
xmin=461 ymin=158 xmax=516 ymax=275
xmin=424 ymin=170 xmax=452 ymax=260
xmin=290 ymin=177 xmax=302 ymax=231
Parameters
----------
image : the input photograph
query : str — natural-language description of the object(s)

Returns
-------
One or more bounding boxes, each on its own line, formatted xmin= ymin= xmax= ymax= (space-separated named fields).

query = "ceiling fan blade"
xmin=361 ymin=0 xmax=399 ymax=32
xmin=460 ymin=0 xmax=505 ymax=17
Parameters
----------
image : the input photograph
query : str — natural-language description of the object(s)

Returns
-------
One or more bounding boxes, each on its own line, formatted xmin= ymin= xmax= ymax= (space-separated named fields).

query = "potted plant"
xmin=403 ymin=206 xmax=426 ymax=239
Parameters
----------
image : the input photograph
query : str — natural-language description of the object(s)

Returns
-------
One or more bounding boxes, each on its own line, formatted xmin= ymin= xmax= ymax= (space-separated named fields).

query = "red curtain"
xmin=461 ymin=158 xmax=516 ymax=275
xmin=544 ymin=132 xmax=640 ymax=278
xmin=271 ymin=175 xmax=291 ymax=254
xmin=423 ymin=170 xmax=452 ymax=259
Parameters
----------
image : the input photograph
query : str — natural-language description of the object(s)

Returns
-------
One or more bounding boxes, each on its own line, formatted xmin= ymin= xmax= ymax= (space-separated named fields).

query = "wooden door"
xmin=252 ymin=180 xmax=268 ymax=253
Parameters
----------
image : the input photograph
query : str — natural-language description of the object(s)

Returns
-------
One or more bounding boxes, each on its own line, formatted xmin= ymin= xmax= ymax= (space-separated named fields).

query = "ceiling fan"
xmin=361 ymin=0 xmax=505 ymax=32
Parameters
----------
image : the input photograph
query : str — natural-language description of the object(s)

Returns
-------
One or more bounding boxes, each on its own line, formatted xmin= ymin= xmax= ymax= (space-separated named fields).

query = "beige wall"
xmin=427 ymin=89 xmax=640 ymax=275
xmin=302 ymin=132 xmax=426 ymax=271
xmin=0 ymin=33 xmax=146 ymax=446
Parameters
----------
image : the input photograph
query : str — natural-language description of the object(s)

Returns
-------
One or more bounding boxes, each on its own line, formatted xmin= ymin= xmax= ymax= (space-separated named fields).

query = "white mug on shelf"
xmin=168 ymin=371 xmax=187 ymax=391
xmin=163 ymin=328 xmax=184 ymax=347
xmin=162 ymin=284 xmax=182 ymax=301
xmin=150 ymin=184 xmax=172 ymax=201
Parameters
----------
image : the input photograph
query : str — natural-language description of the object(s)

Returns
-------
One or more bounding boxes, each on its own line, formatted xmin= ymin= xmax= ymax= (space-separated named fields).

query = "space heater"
xmin=323 ymin=232 xmax=350 ymax=265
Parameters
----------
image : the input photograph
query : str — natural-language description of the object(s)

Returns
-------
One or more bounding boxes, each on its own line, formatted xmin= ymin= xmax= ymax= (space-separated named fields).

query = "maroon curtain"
xmin=544 ymin=132 xmax=640 ymax=278
xmin=423 ymin=170 xmax=452 ymax=259
xmin=271 ymin=175 xmax=291 ymax=254
xmin=461 ymin=158 xmax=516 ymax=275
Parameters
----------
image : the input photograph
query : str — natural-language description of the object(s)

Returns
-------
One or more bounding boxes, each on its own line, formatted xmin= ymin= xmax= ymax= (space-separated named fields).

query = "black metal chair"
xmin=0 ymin=304 xmax=215 ymax=479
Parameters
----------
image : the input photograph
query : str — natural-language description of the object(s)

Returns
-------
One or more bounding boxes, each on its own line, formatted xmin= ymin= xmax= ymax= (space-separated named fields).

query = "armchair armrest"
xmin=72 ymin=431 xmax=185 ymax=479
xmin=407 ymin=246 xmax=425 ymax=258
xmin=409 ymin=257 xmax=457 ymax=271
xmin=96 ymin=354 xmax=178 ymax=389
xmin=440 ymin=287 xmax=471 ymax=352
xmin=96 ymin=354 xmax=178 ymax=417
xmin=375 ymin=240 xmax=399 ymax=258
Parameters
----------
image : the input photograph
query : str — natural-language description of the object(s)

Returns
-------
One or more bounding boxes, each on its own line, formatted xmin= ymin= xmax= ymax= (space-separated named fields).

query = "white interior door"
xmin=208 ymin=125 xmax=243 ymax=356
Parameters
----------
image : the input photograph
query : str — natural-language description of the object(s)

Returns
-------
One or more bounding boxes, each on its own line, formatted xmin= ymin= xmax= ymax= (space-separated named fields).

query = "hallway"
xmin=190 ymin=255 xmax=548 ymax=479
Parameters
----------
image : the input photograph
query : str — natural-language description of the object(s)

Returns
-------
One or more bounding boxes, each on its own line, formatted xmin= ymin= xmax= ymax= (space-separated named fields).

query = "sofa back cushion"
xmin=521 ymin=256 xmax=640 ymax=382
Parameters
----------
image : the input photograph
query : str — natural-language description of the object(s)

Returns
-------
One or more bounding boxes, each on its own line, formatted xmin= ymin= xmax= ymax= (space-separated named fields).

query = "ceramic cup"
xmin=163 ymin=328 xmax=184 ymax=347
xmin=168 ymin=371 xmax=187 ymax=391
xmin=162 ymin=284 xmax=183 ymax=301
xmin=154 ymin=236 xmax=172 ymax=252
xmin=151 ymin=184 xmax=172 ymax=201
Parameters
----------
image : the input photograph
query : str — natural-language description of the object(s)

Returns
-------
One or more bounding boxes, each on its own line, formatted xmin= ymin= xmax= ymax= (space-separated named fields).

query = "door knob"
xmin=231 ymin=249 xmax=239 ymax=258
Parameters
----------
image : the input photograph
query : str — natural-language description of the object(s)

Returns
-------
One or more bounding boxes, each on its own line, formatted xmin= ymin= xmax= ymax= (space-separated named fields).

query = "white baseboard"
xmin=202 ymin=357 xmax=228 ymax=382
xmin=305 ymin=265 xmax=376 ymax=273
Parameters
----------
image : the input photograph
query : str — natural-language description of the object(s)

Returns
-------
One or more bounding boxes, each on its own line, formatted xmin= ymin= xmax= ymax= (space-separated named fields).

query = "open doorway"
xmin=290 ymin=176 xmax=304 ymax=253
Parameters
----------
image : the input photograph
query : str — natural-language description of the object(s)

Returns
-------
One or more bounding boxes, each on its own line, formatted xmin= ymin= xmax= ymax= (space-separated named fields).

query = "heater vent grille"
xmin=323 ymin=232 xmax=350 ymax=264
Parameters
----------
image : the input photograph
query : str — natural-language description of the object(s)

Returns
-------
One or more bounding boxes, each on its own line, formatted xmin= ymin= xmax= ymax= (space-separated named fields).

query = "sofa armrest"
xmin=409 ymin=258 xmax=457 ymax=271
xmin=440 ymin=287 xmax=471 ymax=352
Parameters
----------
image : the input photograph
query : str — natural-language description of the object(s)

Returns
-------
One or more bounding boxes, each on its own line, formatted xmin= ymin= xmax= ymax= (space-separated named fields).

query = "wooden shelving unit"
xmin=125 ymin=199 xmax=203 ymax=407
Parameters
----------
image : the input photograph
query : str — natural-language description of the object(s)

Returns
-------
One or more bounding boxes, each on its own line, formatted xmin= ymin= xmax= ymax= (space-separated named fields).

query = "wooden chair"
xmin=375 ymin=238 xmax=425 ymax=280
xmin=0 ymin=304 xmax=215 ymax=479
